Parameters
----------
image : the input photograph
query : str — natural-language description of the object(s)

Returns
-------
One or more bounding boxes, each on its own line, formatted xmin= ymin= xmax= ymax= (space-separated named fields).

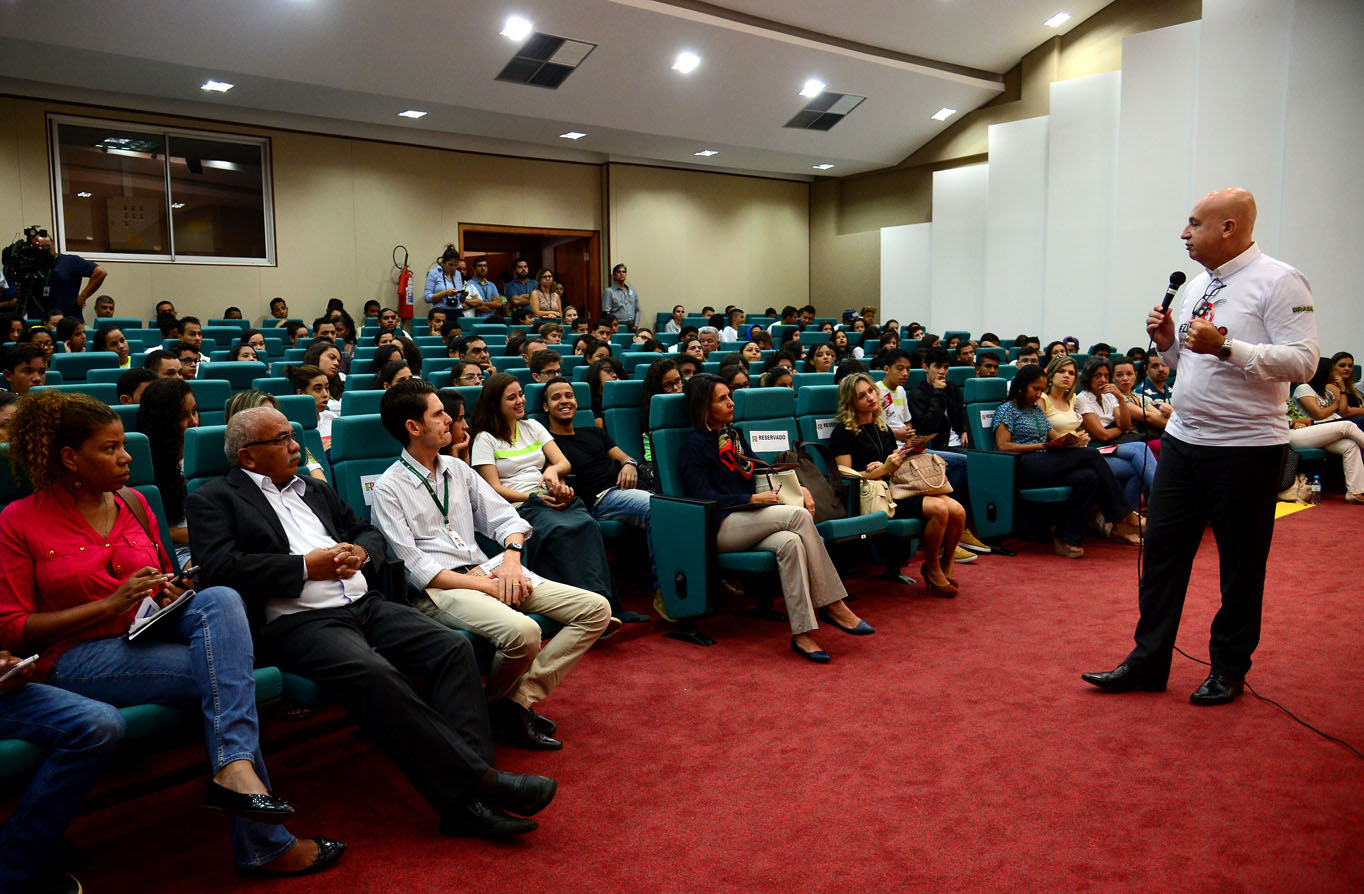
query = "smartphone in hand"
xmin=0 ymin=654 xmax=39 ymax=684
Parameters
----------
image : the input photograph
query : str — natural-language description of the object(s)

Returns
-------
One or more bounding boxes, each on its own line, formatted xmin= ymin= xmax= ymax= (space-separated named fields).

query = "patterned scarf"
xmin=716 ymin=427 xmax=754 ymax=479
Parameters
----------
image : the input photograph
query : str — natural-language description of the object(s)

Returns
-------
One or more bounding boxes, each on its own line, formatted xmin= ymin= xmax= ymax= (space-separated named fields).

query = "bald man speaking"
xmin=1083 ymin=188 xmax=1318 ymax=705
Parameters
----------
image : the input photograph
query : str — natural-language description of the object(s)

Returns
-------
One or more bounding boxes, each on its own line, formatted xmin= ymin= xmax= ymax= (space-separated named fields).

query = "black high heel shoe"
xmin=790 ymin=636 xmax=831 ymax=663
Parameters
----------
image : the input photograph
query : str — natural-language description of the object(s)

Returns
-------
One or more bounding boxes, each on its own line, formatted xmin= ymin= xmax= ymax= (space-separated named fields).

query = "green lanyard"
xmin=400 ymin=457 xmax=450 ymax=524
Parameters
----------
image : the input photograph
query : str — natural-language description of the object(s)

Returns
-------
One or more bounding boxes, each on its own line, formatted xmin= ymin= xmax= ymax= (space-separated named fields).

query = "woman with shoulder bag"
xmin=831 ymin=372 xmax=966 ymax=597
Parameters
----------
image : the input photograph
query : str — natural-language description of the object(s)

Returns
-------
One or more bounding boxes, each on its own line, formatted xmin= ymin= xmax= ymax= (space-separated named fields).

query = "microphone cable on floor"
xmin=1129 ymin=334 xmax=1361 ymax=762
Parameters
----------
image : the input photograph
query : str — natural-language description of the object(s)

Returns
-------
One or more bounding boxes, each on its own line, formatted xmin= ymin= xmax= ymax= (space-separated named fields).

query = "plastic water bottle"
xmin=1311 ymin=475 xmax=1322 ymax=505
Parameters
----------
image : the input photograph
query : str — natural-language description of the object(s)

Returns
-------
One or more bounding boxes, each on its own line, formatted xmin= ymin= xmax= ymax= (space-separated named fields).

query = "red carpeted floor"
xmin=64 ymin=498 xmax=1364 ymax=892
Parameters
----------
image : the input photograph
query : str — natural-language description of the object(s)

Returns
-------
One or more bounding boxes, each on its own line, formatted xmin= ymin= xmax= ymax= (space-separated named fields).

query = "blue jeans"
xmin=0 ymin=684 xmax=124 ymax=889
xmin=47 ymin=586 xmax=295 ymax=869
xmin=1101 ymin=441 xmax=1158 ymax=509
xmin=591 ymin=487 xmax=656 ymax=588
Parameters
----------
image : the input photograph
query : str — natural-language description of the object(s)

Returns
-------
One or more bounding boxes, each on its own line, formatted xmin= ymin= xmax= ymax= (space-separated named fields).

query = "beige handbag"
xmin=890 ymin=452 xmax=954 ymax=499
xmin=755 ymin=468 xmax=805 ymax=508
xmin=839 ymin=466 xmax=895 ymax=518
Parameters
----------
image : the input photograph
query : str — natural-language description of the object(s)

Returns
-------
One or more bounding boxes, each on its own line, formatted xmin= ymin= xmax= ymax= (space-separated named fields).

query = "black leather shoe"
xmin=491 ymin=699 xmax=563 ymax=750
xmin=531 ymin=709 xmax=557 ymax=736
xmin=1190 ymin=673 xmax=1244 ymax=705
xmin=203 ymin=780 xmax=295 ymax=823
xmin=240 ymin=838 xmax=347 ymax=877
xmin=489 ymin=770 xmax=558 ymax=817
xmin=440 ymin=799 xmax=538 ymax=837
xmin=1080 ymin=662 xmax=1167 ymax=693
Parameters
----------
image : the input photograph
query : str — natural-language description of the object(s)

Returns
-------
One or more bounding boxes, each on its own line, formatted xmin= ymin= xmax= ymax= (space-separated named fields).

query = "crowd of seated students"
xmin=3 ymin=287 xmax=1361 ymax=887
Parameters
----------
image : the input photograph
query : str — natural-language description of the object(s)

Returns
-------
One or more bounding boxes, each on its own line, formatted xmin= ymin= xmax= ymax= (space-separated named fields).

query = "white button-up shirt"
xmin=239 ymin=469 xmax=368 ymax=621
xmin=369 ymin=449 xmax=532 ymax=590
xmin=1162 ymin=244 xmax=1318 ymax=446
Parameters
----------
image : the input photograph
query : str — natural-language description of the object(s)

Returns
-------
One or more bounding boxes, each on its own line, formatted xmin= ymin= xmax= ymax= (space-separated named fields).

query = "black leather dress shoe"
xmin=1190 ymin=673 xmax=1244 ymax=705
xmin=240 ymin=838 xmax=347 ymax=877
xmin=489 ymin=770 xmax=558 ymax=817
xmin=491 ymin=700 xmax=563 ymax=750
xmin=1080 ymin=662 xmax=1167 ymax=693
xmin=203 ymin=780 xmax=295 ymax=823
xmin=531 ymin=709 xmax=557 ymax=736
xmin=440 ymin=799 xmax=538 ymax=837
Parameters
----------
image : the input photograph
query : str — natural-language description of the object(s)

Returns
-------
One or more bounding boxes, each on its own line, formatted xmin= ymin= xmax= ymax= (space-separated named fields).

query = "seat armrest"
xmin=650 ymin=495 xmax=719 ymax=620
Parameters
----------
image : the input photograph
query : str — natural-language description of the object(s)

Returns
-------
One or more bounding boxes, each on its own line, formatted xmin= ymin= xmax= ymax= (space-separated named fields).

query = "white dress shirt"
xmin=240 ymin=469 xmax=368 ymax=621
xmin=1162 ymin=244 xmax=1318 ymax=447
xmin=370 ymin=449 xmax=532 ymax=590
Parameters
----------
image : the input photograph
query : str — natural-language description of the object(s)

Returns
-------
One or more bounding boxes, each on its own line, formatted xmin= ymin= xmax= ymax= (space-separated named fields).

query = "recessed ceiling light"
xmin=559 ymin=131 xmax=587 ymax=140
xmin=800 ymin=78 xmax=826 ymax=98
xmin=398 ymin=109 xmax=427 ymax=119
xmin=672 ymin=51 xmax=700 ymax=74
xmin=76 ymin=191 xmax=92 ymax=198
xmin=501 ymin=15 xmax=533 ymax=41
xmin=200 ymin=79 xmax=233 ymax=93
xmin=812 ymin=164 xmax=835 ymax=171
xmin=931 ymin=107 xmax=957 ymax=121
xmin=171 ymin=202 xmax=186 ymax=209
xmin=1044 ymin=11 xmax=1072 ymax=28
xmin=694 ymin=149 xmax=718 ymax=157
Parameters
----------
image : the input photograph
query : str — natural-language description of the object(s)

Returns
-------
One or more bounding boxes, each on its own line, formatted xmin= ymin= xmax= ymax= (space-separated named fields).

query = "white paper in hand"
xmin=477 ymin=553 xmax=545 ymax=588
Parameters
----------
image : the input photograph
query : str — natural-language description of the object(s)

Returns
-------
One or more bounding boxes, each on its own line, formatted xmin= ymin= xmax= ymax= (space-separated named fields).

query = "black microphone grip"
xmin=1160 ymin=270 xmax=1187 ymax=313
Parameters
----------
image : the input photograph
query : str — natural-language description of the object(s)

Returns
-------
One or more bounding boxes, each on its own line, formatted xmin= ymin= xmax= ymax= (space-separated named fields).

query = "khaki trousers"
xmin=420 ymin=577 xmax=610 ymax=708
xmin=716 ymin=505 xmax=848 ymax=635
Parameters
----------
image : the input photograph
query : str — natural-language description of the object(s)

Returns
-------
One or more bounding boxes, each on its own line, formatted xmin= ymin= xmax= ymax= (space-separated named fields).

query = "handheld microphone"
xmin=1160 ymin=271 xmax=1187 ymax=313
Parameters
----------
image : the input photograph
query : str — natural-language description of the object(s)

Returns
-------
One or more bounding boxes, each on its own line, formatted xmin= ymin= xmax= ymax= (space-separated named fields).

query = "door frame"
xmin=457 ymin=223 xmax=602 ymax=320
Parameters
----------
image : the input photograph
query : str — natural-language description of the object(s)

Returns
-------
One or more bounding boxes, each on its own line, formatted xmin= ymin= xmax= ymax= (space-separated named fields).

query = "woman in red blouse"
xmin=0 ymin=391 xmax=343 ymax=877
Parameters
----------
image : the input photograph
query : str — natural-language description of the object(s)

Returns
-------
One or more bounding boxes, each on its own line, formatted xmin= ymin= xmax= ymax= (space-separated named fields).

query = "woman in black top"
xmin=675 ymin=375 xmax=872 ymax=663
xmin=831 ymin=372 xmax=966 ymax=597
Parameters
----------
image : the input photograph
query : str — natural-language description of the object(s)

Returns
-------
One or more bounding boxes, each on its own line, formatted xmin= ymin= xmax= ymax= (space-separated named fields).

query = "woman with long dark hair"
xmin=468 ymin=373 xmax=627 ymax=627
xmin=675 ymin=374 xmax=871 ymax=662
xmin=136 ymin=377 xmax=199 ymax=567
xmin=424 ymin=245 xmax=464 ymax=314
xmin=303 ymin=340 xmax=345 ymax=403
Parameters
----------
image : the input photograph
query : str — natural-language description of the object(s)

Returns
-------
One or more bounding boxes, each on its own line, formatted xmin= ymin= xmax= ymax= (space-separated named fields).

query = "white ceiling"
xmin=0 ymin=0 xmax=1105 ymax=179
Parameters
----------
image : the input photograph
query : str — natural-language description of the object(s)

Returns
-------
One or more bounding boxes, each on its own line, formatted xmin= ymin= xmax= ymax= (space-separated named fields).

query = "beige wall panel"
xmin=0 ymin=100 xmax=25 ymax=233
xmin=809 ymin=181 xmax=879 ymax=315
xmin=608 ymin=164 xmax=807 ymax=324
xmin=349 ymin=140 xmax=448 ymax=310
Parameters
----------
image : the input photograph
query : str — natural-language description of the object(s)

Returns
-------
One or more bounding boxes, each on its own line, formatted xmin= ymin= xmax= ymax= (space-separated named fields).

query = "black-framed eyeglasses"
xmin=243 ymin=431 xmax=294 ymax=450
xmin=1191 ymin=277 xmax=1226 ymax=320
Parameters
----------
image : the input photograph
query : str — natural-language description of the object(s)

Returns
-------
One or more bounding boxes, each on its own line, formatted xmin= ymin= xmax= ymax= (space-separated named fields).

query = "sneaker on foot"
xmin=958 ymin=530 xmax=991 ymax=554
xmin=952 ymin=546 xmax=977 ymax=563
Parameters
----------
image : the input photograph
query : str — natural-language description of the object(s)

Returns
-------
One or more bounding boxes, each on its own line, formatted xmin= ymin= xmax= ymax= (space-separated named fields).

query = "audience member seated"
xmin=1015 ymin=345 xmax=1041 ymax=368
xmin=0 ymin=392 xmax=341 ymax=876
xmin=677 ymin=374 xmax=872 ymax=662
xmin=115 ymin=367 xmax=155 ymax=405
xmin=721 ymin=309 xmax=745 ymax=342
xmin=831 ymin=329 xmax=861 ymax=363
xmin=137 ymin=377 xmax=199 ymax=566
xmin=174 ymin=341 xmax=201 ymax=380
xmin=437 ymin=389 xmax=472 ymax=465
xmin=455 ymin=360 xmax=487 ymax=387
xmin=720 ymin=364 xmax=750 ymax=392
xmin=805 ymin=342 xmax=836 ymax=374
xmin=974 ymin=351 xmax=1001 ymax=378
xmin=1062 ymin=336 xmax=1080 ymax=354
xmin=1074 ymin=356 xmax=1158 ymax=512
xmin=225 ymin=390 xmax=327 ymax=481
xmin=1089 ymin=342 xmax=1112 ymax=359
xmin=954 ymin=342 xmax=975 ymax=366
xmin=586 ymin=357 xmax=624 ymax=426
xmin=1293 ymin=355 xmax=1362 ymax=434
xmin=303 ymin=340 xmax=345 ymax=405
xmin=469 ymin=374 xmax=626 ymax=626
xmin=539 ymin=322 xmax=563 ymax=345
xmin=369 ymin=379 xmax=608 ymax=750
xmin=1286 ymin=379 xmax=1364 ymax=503
xmin=0 ymin=390 xmax=16 ymax=440
xmin=369 ymin=343 xmax=403 ymax=375
xmin=675 ymin=355 xmax=702 ymax=380
xmin=906 ymin=348 xmax=971 ymax=494
xmin=16 ymin=326 xmax=54 ymax=363
xmin=834 ymin=372 xmax=966 ymax=596
xmin=868 ymin=331 xmax=900 ymax=370
xmin=288 ymin=363 xmax=336 ymax=442
xmin=664 ymin=305 xmax=685 ymax=334
xmin=188 ymin=406 xmax=555 ymax=838
xmin=697 ymin=326 xmax=723 ymax=358
xmin=451 ymin=335 xmax=491 ymax=372
xmin=237 ymin=329 xmax=267 ymax=357
xmin=1112 ymin=356 xmax=1170 ymax=438
xmin=1 ymin=345 xmax=46 ymax=395
xmin=56 ymin=316 xmax=85 ymax=354
xmin=328 ymin=310 xmax=358 ymax=361
xmin=776 ymin=329 xmax=803 ymax=363
xmin=378 ymin=359 xmax=413 ymax=390
xmin=1326 ymin=352 xmax=1364 ymax=429
xmin=154 ymin=313 xmax=181 ymax=345
xmin=0 ymin=646 xmax=126 ymax=893
xmin=221 ymin=305 xmax=243 ymax=320
xmin=562 ymin=305 xmax=580 ymax=331
xmin=229 ymin=344 xmax=260 ymax=363
xmin=873 ymin=349 xmax=915 ymax=441
xmin=759 ymin=365 xmax=793 ymax=389
xmin=144 ymin=348 xmax=182 ymax=378
xmin=992 ymin=366 xmax=1142 ymax=557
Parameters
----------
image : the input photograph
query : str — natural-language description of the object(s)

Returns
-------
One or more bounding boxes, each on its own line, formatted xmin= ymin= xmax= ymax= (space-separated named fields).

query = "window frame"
xmin=48 ymin=113 xmax=276 ymax=267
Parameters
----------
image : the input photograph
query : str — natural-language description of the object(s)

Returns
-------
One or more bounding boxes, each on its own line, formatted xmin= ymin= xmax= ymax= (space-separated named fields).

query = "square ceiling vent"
xmin=496 ymin=32 xmax=597 ymax=89
xmin=785 ymin=92 xmax=865 ymax=131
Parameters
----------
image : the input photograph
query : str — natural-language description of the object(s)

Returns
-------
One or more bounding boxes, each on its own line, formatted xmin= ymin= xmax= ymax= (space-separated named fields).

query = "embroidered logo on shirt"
xmin=1291 ymin=305 xmax=1314 ymax=313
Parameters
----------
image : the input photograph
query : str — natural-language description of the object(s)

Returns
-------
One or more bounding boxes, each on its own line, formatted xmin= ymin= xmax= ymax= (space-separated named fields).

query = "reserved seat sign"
xmin=748 ymin=430 xmax=791 ymax=452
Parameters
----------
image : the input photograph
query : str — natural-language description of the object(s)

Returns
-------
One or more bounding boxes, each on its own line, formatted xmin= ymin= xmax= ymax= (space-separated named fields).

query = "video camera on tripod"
xmin=1 ymin=225 xmax=55 ymax=317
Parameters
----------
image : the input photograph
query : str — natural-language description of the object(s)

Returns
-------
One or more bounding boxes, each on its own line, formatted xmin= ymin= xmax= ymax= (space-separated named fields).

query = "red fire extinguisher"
xmin=394 ymin=245 xmax=414 ymax=319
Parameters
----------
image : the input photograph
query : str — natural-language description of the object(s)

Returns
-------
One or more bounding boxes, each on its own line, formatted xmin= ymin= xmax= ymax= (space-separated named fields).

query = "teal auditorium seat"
xmin=196 ymin=360 xmax=268 ymax=391
xmin=602 ymin=379 xmax=645 ymax=459
xmin=207 ymin=319 xmax=250 ymax=330
xmin=276 ymin=394 xmax=333 ymax=485
xmin=944 ymin=330 xmax=971 ymax=345
xmin=32 ymin=382 xmax=116 ymax=403
xmin=251 ymin=376 xmax=296 ymax=396
xmin=347 ymin=374 xmax=377 ymax=391
xmin=329 ymin=414 xmax=398 ymax=522
xmin=491 ymin=356 xmax=527 ymax=371
xmin=962 ymin=377 xmax=1072 ymax=540
xmin=85 ymin=367 xmax=127 ymax=384
xmin=202 ymin=326 xmax=247 ymax=347
xmin=732 ymin=388 xmax=886 ymax=546
xmin=184 ymin=422 xmax=303 ymax=494
xmin=947 ymin=366 xmax=975 ymax=386
xmin=790 ymin=372 xmax=833 ymax=390
xmin=92 ymin=316 xmax=143 ymax=331
xmin=188 ymin=379 xmax=231 ymax=426
xmin=51 ymin=351 xmax=119 ymax=382
xmin=341 ymin=390 xmax=384 ymax=416
xmin=112 ymin=403 xmax=139 ymax=432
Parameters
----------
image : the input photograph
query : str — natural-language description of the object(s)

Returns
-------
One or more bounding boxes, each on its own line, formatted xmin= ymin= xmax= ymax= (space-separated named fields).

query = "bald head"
xmin=225 ymin=406 xmax=285 ymax=466
xmin=1183 ymin=188 xmax=1257 ymax=268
